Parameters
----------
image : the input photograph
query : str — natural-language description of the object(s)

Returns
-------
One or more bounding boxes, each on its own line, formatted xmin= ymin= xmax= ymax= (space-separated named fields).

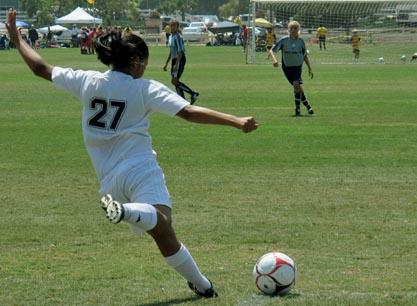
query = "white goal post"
xmin=248 ymin=0 xmax=417 ymax=64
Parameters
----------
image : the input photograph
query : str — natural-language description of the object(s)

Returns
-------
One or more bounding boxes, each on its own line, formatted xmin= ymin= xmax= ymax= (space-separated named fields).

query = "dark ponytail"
xmin=95 ymin=33 xmax=149 ymax=69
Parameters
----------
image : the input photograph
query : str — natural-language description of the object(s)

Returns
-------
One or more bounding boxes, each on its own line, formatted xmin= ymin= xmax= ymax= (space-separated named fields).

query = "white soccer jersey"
xmin=52 ymin=67 xmax=189 ymax=182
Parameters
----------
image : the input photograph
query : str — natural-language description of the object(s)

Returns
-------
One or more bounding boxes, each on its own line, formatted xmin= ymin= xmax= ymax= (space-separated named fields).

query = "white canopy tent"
xmin=0 ymin=22 xmax=5 ymax=30
xmin=55 ymin=7 xmax=102 ymax=24
xmin=38 ymin=25 xmax=69 ymax=34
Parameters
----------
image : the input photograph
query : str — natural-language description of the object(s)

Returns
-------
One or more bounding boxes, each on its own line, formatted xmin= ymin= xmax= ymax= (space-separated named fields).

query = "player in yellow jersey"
xmin=316 ymin=24 xmax=328 ymax=50
xmin=265 ymin=28 xmax=277 ymax=59
xmin=351 ymin=30 xmax=361 ymax=62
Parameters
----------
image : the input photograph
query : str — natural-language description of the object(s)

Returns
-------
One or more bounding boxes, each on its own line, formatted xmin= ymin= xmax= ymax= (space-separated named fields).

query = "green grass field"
xmin=1 ymin=44 xmax=416 ymax=306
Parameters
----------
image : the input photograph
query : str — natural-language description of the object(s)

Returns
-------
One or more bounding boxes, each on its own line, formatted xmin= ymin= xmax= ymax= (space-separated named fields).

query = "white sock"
xmin=165 ymin=244 xmax=211 ymax=292
xmin=122 ymin=203 xmax=157 ymax=231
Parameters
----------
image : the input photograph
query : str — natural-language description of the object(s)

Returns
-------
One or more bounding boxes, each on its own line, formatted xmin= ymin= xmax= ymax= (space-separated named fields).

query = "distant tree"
xmin=53 ymin=0 xmax=78 ymax=16
xmin=219 ymin=0 xmax=239 ymax=19
xmin=197 ymin=0 xmax=249 ymax=16
xmin=158 ymin=0 xmax=197 ymax=19
xmin=21 ymin=0 xmax=55 ymax=26
xmin=94 ymin=0 xmax=142 ymax=26
xmin=126 ymin=0 xmax=142 ymax=26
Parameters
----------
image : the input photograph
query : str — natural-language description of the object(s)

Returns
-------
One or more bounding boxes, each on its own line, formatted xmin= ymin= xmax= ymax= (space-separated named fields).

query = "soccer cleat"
xmin=295 ymin=109 xmax=301 ymax=117
xmin=100 ymin=194 xmax=124 ymax=224
xmin=187 ymin=280 xmax=218 ymax=298
xmin=190 ymin=92 xmax=199 ymax=105
xmin=308 ymin=108 xmax=315 ymax=115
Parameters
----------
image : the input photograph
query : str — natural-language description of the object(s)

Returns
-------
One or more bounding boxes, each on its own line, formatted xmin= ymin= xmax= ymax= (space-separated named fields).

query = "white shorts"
xmin=99 ymin=156 xmax=172 ymax=208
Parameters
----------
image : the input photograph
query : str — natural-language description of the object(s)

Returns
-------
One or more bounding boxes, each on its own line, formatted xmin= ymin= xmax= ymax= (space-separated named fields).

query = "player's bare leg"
xmin=148 ymin=205 xmax=217 ymax=297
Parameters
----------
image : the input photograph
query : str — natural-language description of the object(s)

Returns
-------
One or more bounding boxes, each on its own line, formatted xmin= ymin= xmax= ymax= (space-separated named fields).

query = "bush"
xmin=149 ymin=11 xmax=160 ymax=19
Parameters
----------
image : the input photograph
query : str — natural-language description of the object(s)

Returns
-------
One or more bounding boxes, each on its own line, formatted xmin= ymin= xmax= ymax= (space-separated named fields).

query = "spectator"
xmin=71 ymin=24 xmax=79 ymax=48
xmin=241 ymin=24 xmax=249 ymax=52
xmin=122 ymin=26 xmax=133 ymax=38
xmin=0 ymin=34 xmax=9 ymax=50
xmin=96 ymin=26 xmax=104 ymax=38
xmin=46 ymin=27 xmax=53 ymax=44
xmin=28 ymin=25 xmax=39 ymax=49
xmin=87 ymin=27 xmax=96 ymax=54
xmin=164 ymin=24 xmax=171 ymax=46
xmin=79 ymin=28 xmax=89 ymax=54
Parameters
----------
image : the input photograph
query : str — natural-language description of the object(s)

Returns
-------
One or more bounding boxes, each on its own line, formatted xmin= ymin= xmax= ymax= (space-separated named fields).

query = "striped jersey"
xmin=170 ymin=32 xmax=186 ymax=58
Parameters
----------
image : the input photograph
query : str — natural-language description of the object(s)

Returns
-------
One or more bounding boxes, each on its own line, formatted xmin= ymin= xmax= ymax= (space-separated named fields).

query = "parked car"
xmin=161 ymin=15 xmax=173 ymax=27
xmin=56 ymin=30 xmax=73 ymax=47
xmin=188 ymin=22 xmax=207 ymax=31
xmin=180 ymin=21 xmax=190 ymax=29
xmin=201 ymin=15 xmax=219 ymax=27
xmin=182 ymin=27 xmax=208 ymax=42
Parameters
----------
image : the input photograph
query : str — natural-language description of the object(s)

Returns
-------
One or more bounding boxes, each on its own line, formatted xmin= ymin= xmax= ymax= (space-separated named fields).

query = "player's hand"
xmin=273 ymin=61 xmax=279 ymax=68
xmin=239 ymin=117 xmax=259 ymax=133
xmin=6 ymin=9 xmax=19 ymax=45
xmin=308 ymin=69 xmax=314 ymax=79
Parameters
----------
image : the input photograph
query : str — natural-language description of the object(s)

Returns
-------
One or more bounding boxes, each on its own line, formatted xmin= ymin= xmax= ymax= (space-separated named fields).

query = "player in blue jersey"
xmin=163 ymin=20 xmax=199 ymax=104
xmin=269 ymin=21 xmax=315 ymax=116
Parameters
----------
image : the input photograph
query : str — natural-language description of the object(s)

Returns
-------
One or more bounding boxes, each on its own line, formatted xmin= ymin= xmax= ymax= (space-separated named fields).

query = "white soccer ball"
xmin=401 ymin=55 xmax=406 ymax=62
xmin=252 ymin=252 xmax=296 ymax=295
xmin=378 ymin=57 xmax=385 ymax=64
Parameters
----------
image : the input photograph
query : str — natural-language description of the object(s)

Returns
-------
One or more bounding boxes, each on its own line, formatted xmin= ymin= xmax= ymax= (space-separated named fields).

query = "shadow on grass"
xmin=254 ymin=291 xmax=301 ymax=300
xmin=279 ymin=292 xmax=301 ymax=299
xmin=136 ymin=296 xmax=200 ymax=306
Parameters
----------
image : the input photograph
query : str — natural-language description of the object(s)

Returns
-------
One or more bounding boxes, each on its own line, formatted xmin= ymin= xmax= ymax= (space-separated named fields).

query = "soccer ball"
xmin=401 ymin=55 xmax=406 ymax=62
xmin=378 ymin=57 xmax=385 ymax=64
xmin=252 ymin=252 xmax=296 ymax=295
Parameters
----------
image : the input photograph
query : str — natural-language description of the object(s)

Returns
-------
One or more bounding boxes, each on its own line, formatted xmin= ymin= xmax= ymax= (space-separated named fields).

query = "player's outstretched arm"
xmin=6 ymin=9 xmax=53 ymax=81
xmin=176 ymin=105 xmax=258 ymax=133
xmin=269 ymin=50 xmax=279 ymax=67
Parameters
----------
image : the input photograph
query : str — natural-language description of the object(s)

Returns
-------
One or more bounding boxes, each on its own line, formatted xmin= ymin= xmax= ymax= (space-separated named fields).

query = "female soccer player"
xmin=6 ymin=9 xmax=258 ymax=298
xmin=163 ymin=20 xmax=199 ymax=104
xmin=268 ymin=21 xmax=315 ymax=117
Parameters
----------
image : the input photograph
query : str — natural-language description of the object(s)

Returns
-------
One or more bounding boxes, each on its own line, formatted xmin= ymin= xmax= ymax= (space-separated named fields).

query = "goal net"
xmin=248 ymin=0 xmax=417 ymax=64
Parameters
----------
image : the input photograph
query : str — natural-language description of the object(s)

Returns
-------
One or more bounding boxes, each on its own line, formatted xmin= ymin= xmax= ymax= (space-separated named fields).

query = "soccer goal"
xmin=248 ymin=0 xmax=417 ymax=64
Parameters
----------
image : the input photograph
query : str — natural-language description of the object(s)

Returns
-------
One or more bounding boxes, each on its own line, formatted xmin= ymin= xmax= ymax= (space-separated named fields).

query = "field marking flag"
xmin=87 ymin=0 xmax=96 ymax=4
